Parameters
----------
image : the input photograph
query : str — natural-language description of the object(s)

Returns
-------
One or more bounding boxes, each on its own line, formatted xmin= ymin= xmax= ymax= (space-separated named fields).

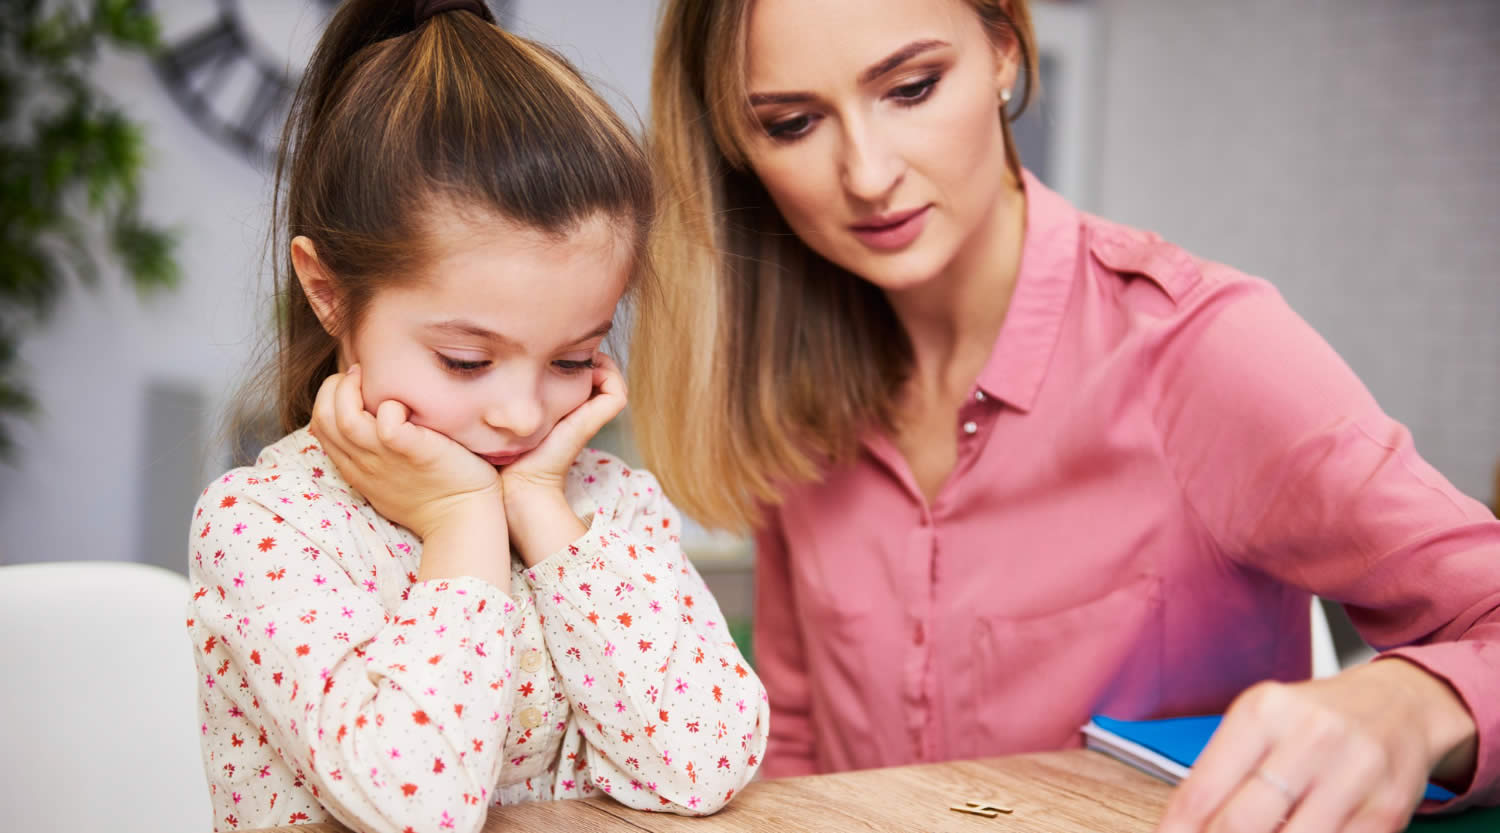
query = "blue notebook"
xmin=1083 ymin=715 xmax=1499 ymax=830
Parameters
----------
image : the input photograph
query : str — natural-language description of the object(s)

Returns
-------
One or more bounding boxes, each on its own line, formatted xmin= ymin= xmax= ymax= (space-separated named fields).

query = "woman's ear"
xmin=992 ymin=39 xmax=1020 ymax=106
xmin=291 ymin=236 xmax=340 ymax=335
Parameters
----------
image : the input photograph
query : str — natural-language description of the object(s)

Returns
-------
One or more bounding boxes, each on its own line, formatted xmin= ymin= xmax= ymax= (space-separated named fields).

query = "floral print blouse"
xmin=187 ymin=427 xmax=768 ymax=832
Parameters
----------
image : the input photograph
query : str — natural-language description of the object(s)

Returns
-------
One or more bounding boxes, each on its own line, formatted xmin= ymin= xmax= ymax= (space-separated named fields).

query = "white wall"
xmin=1093 ymin=0 xmax=1500 ymax=504
xmin=0 ymin=0 xmax=660 ymax=568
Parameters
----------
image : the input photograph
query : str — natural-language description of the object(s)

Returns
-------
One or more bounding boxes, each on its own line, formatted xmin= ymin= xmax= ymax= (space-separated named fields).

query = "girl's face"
xmin=741 ymin=0 xmax=1018 ymax=292
xmin=311 ymin=208 xmax=631 ymax=466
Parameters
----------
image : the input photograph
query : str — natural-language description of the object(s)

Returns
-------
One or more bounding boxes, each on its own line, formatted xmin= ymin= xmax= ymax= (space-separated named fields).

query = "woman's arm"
xmin=1146 ymin=268 xmax=1500 ymax=826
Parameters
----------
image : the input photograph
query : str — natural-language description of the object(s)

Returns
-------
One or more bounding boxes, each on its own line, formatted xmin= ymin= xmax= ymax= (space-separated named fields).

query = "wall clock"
xmin=142 ymin=1 xmax=514 ymax=168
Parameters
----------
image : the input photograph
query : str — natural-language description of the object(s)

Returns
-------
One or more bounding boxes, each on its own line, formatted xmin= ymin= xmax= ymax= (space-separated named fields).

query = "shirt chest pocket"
xmin=958 ymin=573 xmax=1164 ymax=757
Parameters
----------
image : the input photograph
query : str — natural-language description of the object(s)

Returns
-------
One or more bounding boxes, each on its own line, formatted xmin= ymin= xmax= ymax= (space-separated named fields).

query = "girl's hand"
xmin=309 ymin=365 xmax=503 ymax=541
xmin=500 ymin=353 xmax=627 ymax=563
xmin=501 ymin=352 xmax=627 ymax=501
xmin=1158 ymin=659 xmax=1477 ymax=833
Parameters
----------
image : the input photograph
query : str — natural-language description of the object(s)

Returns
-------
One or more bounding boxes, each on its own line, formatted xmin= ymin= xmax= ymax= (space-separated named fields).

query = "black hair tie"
xmin=414 ymin=0 xmax=495 ymax=25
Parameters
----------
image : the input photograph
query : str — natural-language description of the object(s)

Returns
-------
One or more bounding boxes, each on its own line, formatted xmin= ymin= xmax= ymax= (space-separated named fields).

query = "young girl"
xmin=186 ymin=2 xmax=767 ymax=831
xmin=636 ymin=0 xmax=1500 ymax=829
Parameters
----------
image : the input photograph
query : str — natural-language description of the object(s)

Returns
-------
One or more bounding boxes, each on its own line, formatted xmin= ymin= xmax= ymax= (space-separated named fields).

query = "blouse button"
xmin=519 ymin=707 xmax=543 ymax=729
xmin=974 ymin=390 xmax=987 ymax=402
xmin=962 ymin=420 xmax=978 ymax=435
xmin=519 ymin=649 xmax=544 ymax=673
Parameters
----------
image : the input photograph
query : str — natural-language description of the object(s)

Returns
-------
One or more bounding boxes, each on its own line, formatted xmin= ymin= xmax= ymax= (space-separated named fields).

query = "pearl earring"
xmin=1000 ymin=87 xmax=1012 ymax=104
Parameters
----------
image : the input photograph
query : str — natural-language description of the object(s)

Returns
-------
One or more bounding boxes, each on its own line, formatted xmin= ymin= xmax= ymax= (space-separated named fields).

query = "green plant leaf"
xmin=0 ymin=0 xmax=178 ymax=456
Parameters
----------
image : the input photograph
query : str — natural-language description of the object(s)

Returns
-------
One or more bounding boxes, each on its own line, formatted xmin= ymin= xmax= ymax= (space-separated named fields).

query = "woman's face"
xmin=742 ymin=0 xmax=1018 ymax=292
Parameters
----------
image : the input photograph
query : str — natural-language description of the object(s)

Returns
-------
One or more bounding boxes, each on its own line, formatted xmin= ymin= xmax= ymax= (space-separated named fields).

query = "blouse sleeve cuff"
xmin=1380 ymin=643 xmax=1500 ymax=808
xmin=393 ymin=575 xmax=520 ymax=648
xmin=521 ymin=524 xmax=651 ymax=594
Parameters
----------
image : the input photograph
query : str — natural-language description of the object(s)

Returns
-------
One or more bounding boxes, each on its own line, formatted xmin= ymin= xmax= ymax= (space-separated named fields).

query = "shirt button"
xmin=962 ymin=420 xmax=978 ymax=435
xmin=519 ymin=649 xmax=544 ymax=673
xmin=519 ymin=707 xmax=543 ymax=729
xmin=974 ymin=390 xmax=987 ymax=402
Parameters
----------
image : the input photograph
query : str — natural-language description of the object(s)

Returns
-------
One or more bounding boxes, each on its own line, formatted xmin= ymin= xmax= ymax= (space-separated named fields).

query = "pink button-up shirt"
xmin=753 ymin=170 xmax=1500 ymax=808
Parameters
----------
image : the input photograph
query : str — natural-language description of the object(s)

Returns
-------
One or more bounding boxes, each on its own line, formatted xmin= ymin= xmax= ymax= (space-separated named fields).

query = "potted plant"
xmin=1 ymin=0 xmax=176 ymax=456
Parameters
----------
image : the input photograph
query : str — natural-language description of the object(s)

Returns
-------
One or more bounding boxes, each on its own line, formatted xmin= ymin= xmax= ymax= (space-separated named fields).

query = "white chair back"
xmin=1311 ymin=596 xmax=1341 ymax=679
xmin=0 ymin=561 xmax=210 ymax=833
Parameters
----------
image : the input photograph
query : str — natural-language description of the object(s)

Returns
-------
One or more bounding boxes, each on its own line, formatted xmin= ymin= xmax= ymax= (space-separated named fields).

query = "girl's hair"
xmin=631 ymin=0 xmax=1037 ymax=530
xmin=246 ymin=0 xmax=654 ymax=437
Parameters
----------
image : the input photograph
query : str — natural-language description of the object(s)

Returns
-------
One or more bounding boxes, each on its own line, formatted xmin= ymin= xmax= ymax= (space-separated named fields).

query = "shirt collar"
xmin=973 ymin=168 xmax=1080 ymax=413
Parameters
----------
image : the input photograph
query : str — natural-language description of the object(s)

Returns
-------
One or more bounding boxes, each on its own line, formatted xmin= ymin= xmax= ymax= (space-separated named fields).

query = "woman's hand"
xmin=499 ymin=353 xmax=628 ymax=564
xmin=309 ymin=366 xmax=510 ymax=586
xmin=1158 ymin=659 xmax=1477 ymax=833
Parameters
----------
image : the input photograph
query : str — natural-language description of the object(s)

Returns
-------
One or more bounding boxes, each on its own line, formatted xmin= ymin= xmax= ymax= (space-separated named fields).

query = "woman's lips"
xmin=850 ymin=205 xmax=930 ymax=251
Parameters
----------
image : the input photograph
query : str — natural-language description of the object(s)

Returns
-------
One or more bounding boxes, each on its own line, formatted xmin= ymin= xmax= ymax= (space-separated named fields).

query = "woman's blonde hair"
xmin=631 ymin=0 xmax=1037 ymax=531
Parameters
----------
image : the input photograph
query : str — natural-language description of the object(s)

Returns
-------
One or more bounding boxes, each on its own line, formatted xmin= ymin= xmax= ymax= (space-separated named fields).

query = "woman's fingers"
xmin=1160 ymin=686 xmax=1278 ymax=833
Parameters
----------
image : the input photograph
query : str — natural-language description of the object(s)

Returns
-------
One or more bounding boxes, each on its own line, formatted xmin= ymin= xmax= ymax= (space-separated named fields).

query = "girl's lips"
xmin=849 ymin=205 xmax=930 ymax=251
xmin=480 ymin=451 xmax=525 ymax=467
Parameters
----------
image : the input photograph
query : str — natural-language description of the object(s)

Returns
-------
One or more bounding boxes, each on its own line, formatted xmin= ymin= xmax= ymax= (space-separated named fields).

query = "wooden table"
xmin=244 ymin=749 xmax=1173 ymax=833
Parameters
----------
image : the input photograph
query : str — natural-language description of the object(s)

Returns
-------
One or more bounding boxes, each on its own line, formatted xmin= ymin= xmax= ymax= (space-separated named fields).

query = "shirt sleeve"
xmin=751 ymin=509 xmax=818 ymax=778
xmin=524 ymin=462 xmax=769 ymax=814
xmin=188 ymin=470 xmax=522 ymax=833
xmin=1149 ymin=269 xmax=1500 ymax=808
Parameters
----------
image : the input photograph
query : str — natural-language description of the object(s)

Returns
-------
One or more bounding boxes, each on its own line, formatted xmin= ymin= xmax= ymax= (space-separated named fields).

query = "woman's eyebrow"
xmin=748 ymin=39 xmax=952 ymax=107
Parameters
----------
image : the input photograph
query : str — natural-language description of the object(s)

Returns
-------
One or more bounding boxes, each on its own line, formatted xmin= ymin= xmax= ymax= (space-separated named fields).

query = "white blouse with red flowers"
xmin=187 ymin=427 xmax=767 ymax=833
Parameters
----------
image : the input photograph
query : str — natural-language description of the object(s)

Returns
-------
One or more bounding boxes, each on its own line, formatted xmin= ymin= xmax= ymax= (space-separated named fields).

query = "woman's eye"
xmin=765 ymin=113 xmax=817 ymax=141
xmin=437 ymin=354 xmax=490 ymax=375
xmin=890 ymin=75 xmax=939 ymax=105
xmin=553 ymin=358 xmax=597 ymax=375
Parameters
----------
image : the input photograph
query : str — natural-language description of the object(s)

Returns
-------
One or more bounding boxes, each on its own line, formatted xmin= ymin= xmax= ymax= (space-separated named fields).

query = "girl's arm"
xmin=521 ymin=458 xmax=770 ymax=814
xmin=189 ymin=468 xmax=519 ymax=833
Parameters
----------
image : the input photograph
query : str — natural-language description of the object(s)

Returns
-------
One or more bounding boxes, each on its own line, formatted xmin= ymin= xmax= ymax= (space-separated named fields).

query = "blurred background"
xmin=1 ymin=0 xmax=1497 ymax=665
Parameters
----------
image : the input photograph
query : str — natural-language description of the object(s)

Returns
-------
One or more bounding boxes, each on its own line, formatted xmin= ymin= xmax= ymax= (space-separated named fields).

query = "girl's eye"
xmin=554 ymin=358 xmax=597 ymax=375
xmin=890 ymin=75 xmax=939 ymax=105
xmin=437 ymin=354 xmax=490 ymax=375
xmin=765 ymin=113 xmax=817 ymax=141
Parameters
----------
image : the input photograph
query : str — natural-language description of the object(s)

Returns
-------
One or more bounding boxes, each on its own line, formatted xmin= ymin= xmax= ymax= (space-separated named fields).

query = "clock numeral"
xmin=157 ymin=15 xmax=245 ymax=97
xmin=239 ymin=74 xmax=295 ymax=156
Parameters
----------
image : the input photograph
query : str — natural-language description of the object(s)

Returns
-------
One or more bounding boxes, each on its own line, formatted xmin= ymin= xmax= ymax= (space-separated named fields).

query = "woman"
xmin=632 ymin=0 xmax=1500 ymax=830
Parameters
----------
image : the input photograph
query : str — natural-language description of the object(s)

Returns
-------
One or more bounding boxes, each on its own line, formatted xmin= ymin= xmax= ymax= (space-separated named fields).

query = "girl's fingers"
xmin=563 ymin=388 xmax=626 ymax=446
xmin=309 ymin=373 xmax=342 ymax=440
xmin=334 ymin=365 xmax=378 ymax=450
xmin=594 ymin=353 xmax=626 ymax=398
xmin=374 ymin=398 xmax=410 ymax=448
xmin=375 ymin=400 xmax=444 ymax=464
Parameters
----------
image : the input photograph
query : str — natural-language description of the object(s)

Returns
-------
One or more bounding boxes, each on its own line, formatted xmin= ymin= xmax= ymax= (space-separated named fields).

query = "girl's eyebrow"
xmin=748 ymin=38 xmax=951 ymax=107
xmin=565 ymin=321 xmax=614 ymax=346
xmin=425 ymin=319 xmax=612 ymax=347
xmin=425 ymin=319 xmax=518 ymax=347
